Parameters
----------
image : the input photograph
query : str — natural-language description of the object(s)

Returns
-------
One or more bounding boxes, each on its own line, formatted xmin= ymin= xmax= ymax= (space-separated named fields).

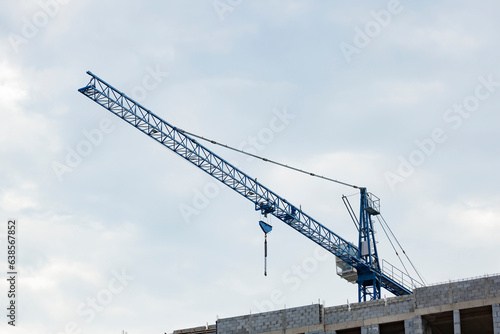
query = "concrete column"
xmin=412 ymin=315 xmax=431 ymax=334
xmin=453 ymin=309 xmax=461 ymax=334
xmin=404 ymin=318 xmax=414 ymax=334
xmin=249 ymin=313 xmax=252 ymax=334
xmin=361 ymin=325 xmax=379 ymax=334
xmin=413 ymin=316 xmax=423 ymax=334
xmin=493 ymin=304 xmax=500 ymax=334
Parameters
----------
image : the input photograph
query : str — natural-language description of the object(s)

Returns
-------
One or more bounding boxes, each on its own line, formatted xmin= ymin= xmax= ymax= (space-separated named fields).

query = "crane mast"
xmin=78 ymin=71 xmax=421 ymax=302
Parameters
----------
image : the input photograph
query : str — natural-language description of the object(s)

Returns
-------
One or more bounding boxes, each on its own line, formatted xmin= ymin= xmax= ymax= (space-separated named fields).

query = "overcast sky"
xmin=1 ymin=1 xmax=500 ymax=333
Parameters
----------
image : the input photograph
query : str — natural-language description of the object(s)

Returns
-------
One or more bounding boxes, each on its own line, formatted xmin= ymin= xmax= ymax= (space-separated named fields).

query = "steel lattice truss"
xmin=79 ymin=71 xmax=417 ymax=300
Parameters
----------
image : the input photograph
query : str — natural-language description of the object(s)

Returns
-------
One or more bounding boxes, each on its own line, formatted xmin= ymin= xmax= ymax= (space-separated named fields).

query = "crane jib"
xmin=78 ymin=71 xmax=419 ymax=301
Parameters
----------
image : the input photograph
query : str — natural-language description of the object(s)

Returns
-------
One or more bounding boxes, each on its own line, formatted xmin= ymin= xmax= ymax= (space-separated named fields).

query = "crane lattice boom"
xmin=78 ymin=71 xmax=421 ymax=301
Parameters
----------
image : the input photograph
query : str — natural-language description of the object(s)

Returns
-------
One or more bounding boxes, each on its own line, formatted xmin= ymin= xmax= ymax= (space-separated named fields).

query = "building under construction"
xmin=172 ymin=274 xmax=500 ymax=334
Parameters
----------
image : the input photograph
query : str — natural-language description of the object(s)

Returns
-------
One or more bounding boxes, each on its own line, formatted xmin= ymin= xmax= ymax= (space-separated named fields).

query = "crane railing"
xmin=78 ymin=71 xmax=414 ymax=299
xmin=382 ymin=260 xmax=423 ymax=291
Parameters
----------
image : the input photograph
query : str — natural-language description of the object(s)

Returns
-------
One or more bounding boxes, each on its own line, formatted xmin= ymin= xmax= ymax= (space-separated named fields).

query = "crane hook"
xmin=259 ymin=221 xmax=273 ymax=276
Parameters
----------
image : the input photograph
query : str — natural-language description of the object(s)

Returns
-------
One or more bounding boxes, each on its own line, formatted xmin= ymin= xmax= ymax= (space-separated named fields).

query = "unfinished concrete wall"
xmin=324 ymin=295 xmax=413 ymax=329
xmin=175 ymin=274 xmax=500 ymax=334
xmin=216 ymin=304 xmax=322 ymax=334
xmin=174 ymin=325 xmax=217 ymax=334
xmin=414 ymin=275 xmax=500 ymax=309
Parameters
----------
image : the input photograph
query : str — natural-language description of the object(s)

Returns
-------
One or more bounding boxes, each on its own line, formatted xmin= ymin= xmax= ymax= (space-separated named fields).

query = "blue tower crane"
xmin=78 ymin=71 xmax=422 ymax=302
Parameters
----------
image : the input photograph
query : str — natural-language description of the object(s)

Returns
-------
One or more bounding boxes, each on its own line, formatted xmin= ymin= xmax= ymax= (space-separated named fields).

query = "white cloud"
xmin=449 ymin=198 xmax=500 ymax=244
xmin=0 ymin=185 xmax=39 ymax=212
xmin=0 ymin=62 xmax=26 ymax=107
xmin=374 ymin=80 xmax=447 ymax=106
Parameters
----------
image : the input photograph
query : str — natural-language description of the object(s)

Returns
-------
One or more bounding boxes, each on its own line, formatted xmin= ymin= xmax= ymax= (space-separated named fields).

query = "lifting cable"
xmin=176 ymin=128 xmax=360 ymax=190
xmin=342 ymin=195 xmax=359 ymax=232
xmin=376 ymin=216 xmax=412 ymax=279
xmin=176 ymin=127 xmax=428 ymax=284
xmin=377 ymin=214 xmax=428 ymax=285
